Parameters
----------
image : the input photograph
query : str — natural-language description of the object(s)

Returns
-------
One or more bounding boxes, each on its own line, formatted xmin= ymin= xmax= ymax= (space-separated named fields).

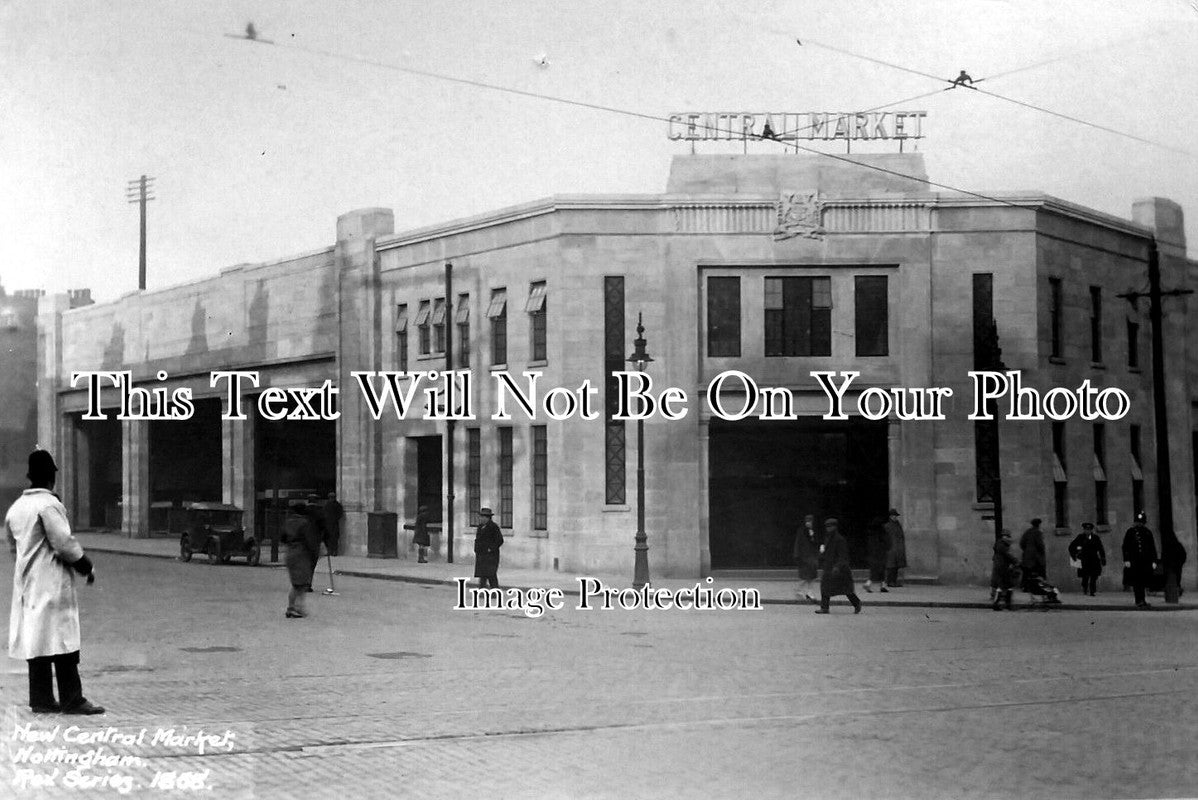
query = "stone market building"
xmin=36 ymin=154 xmax=1198 ymax=586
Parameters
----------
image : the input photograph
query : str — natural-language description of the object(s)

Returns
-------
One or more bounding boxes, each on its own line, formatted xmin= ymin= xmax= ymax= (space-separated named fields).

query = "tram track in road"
xmin=111 ymin=685 xmax=1192 ymax=761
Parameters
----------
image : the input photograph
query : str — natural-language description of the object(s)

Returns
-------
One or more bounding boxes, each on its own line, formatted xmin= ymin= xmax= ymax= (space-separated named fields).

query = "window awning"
xmin=525 ymin=282 xmax=547 ymax=313
xmin=430 ymin=299 xmax=447 ymax=326
xmin=1092 ymin=453 xmax=1107 ymax=482
xmin=487 ymin=290 xmax=507 ymax=318
xmin=413 ymin=302 xmax=431 ymax=326
xmin=1053 ymin=454 xmax=1067 ymax=483
xmin=455 ymin=303 xmax=470 ymax=324
xmin=1130 ymin=457 xmax=1143 ymax=481
xmin=394 ymin=306 xmax=408 ymax=333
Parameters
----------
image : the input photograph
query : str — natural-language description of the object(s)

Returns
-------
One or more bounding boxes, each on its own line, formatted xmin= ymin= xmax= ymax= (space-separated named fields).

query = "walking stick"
xmin=323 ymin=553 xmax=337 ymax=596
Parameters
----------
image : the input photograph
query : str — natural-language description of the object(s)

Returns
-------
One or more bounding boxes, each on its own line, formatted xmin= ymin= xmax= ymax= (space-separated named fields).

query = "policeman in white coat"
xmin=6 ymin=450 xmax=104 ymax=714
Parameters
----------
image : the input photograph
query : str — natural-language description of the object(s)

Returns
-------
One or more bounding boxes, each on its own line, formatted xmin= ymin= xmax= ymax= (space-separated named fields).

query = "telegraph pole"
xmin=126 ymin=175 xmax=155 ymax=290
xmin=1119 ymin=238 xmax=1192 ymax=604
xmin=444 ymin=262 xmax=455 ymax=564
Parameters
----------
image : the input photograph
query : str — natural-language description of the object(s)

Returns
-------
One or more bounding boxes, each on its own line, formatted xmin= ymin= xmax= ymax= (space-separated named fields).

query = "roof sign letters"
xmin=668 ymin=112 xmax=927 ymax=141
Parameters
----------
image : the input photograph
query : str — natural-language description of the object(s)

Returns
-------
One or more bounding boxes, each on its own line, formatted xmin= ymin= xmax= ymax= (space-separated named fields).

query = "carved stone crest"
xmin=773 ymin=192 xmax=826 ymax=240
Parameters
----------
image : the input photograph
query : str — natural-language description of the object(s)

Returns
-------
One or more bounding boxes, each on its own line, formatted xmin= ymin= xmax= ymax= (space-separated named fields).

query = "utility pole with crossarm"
xmin=126 ymin=175 xmax=155 ymax=290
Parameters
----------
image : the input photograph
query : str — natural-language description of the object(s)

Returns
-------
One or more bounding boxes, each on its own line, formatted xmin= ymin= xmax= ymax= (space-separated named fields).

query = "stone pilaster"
xmin=335 ymin=208 xmax=395 ymax=556
xmin=223 ymin=415 xmax=255 ymax=537
xmin=122 ymin=418 xmax=151 ymax=537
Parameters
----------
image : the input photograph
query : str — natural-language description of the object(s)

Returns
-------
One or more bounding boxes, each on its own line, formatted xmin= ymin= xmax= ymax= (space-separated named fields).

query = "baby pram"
xmin=1021 ymin=573 xmax=1062 ymax=608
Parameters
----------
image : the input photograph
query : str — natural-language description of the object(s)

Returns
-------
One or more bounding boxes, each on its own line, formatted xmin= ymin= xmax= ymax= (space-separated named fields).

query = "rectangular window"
xmin=1090 ymin=286 xmax=1102 ymax=364
xmin=1049 ymin=278 xmax=1063 ymax=358
xmin=973 ymin=274 xmax=999 ymax=503
xmin=488 ymin=288 xmax=507 ymax=365
xmin=527 ymin=281 xmax=547 ymax=362
xmin=395 ymin=304 xmax=409 ymax=371
xmin=1127 ymin=319 xmax=1139 ymax=369
xmin=467 ymin=428 xmax=481 ymax=528
xmin=1052 ymin=421 xmax=1068 ymax=528
xmin=706 ymin=277 xmax=741 ymax=357
xmin=1093 ymin=423 xmax=1108 ymax=525
xmin=415 ymin=300 xmax=432 ymax=355
xmin=532 ymin=426 xmax=548 ymax=531
xmin=764 ymin=276 xmax=831 ymax=357
xmin=456 ymin=293 xmax=470 ymax=366
xmin=498 ymin=427 xmax=513 ymax=528
xmin=854 ymin=275 xmax=888 ymax=356
xmin=431 ymin=297 xmax=446 ymax=354
xmin=604 ymin=277 xmax=627 ymax=504
xmin=1130 ymin=424 xmax=1144 ymax=516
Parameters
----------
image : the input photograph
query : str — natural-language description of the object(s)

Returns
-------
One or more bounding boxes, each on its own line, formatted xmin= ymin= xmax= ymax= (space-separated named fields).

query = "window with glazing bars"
xmin=456 ymin=293 xmax=470 ymax=366
xmin=764 ymin=276 xmax=831 ymax=356
xmin=431 ymin=298 xmax=446 ymax=353
xmin=706 ymin=276 xmax=740 ymax=357
xmin=498 ymin=426 xmax=513 ymax=528
xmin=604 ymin=276 xmax=626 ymax=504
xmin=1049 ymin=278 xmax=1063 ymax=358
xmin=395 ymin=304 xmax=409 ymax=371
xmin=467 ymin=428 xmax=481 ymax=527
xmin=1090 ymin=286 xmax=1102 ymax=364
xmin=415 ymin=300 xmax=432 ymax=355
xmin=1093 ymin=423 xmax=1108 ymax=525
xmin=854 ymin=275 xmax=888 ymax=356
xmin=488 ymin=289 xmax=507 ymax=365
xmin=532 ymin=426 xmax=548 ymax=530
xmin=527 ymin=282 xmax=547 ymax=362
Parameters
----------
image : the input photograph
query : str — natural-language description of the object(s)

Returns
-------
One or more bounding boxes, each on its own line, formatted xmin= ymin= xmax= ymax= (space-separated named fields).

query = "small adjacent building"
xmin=36 ymin=155 xmax=1198 ymax=586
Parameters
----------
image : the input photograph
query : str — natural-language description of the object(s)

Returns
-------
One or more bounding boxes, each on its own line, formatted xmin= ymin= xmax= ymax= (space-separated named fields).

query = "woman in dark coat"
xmin=793 ymin=514 xmax=821 ymax=602
xmin=864 ymin=516 xmax=890 ymax=593
xmin=883 ymin=509 xmax=907 ymax=587
xmin=815 ymin=518 xmax=862 ymax=614
xmin=991 ymin=530 xmax=1018 ymax=610
xmin=413 ymin=505 xmax=431 ymax=563
xmin=1068 ymin=522 xmax=1106 ymax=596
xmin=1019 ymin=518 xmax=1047 ymax=591
xmin=473 ymin=507 xmax=504 ymax=588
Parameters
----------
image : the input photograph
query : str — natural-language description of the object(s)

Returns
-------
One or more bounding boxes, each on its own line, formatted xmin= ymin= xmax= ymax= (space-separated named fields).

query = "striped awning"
xmin=1053 ymin=454 xmax=1067 ymax=483
xmin=413 ymin=302 xmax=431 ymax=326
xmin=486 ymin=290 xmax=507 ymax=318
xmin=394 ymin=306 xmax=408 ymax=333
xmin=1092 ymin=453 xmax=1107 ymax=482
xmin=525 ymin=282 xmax=546 ymax=312
xmin=430 ymin=299 xmax=447 ymax=326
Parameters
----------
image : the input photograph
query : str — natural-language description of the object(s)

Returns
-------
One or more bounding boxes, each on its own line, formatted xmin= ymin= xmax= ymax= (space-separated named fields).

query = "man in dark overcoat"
xmin=474 ymin=507 xmax=504 ymax=588
xmin=283 ymin=502 xmax=323 ymax=618
xmin=1019 ymin=518 xmax=1047 ymax=591
xmin=1068 ymin=522 xmax=1106 ymax=596
xmin=883 ymin=508 xmax=907 ymax=587
xmin=814 ymin=518 xmax=862 ymax=614
xmin=323 ymin=492 xmax=344 ymax=556
xmin=793 ymin=514 xmax=821 ymax=603
xmin=1122 ymin=512 xmax=1158 ymax=609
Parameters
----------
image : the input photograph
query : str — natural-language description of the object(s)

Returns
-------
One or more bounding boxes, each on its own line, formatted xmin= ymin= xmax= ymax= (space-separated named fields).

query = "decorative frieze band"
xmin=671 ymin=200 xmax=932 ymax=234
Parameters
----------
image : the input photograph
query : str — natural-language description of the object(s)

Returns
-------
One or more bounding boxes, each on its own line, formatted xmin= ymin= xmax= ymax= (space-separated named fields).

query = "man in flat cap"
xmin=473 ymin=507 xmax=504 ymax=589
xmin=814 ymin=517 xmax=862 ymax=614
xmin=6 ymin=449 xmax=104 ymax=714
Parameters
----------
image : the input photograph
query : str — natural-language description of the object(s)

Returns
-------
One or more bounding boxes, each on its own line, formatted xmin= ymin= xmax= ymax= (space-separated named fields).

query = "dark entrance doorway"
xmin=150 ymin=398 xmax=222 ymax=505
xmin=80 ymin=414 xmax=121 ymax=529
xmin=708 ymin=418 xmax=889 ymax=570
xmin=415 ymin=436 xmax=443 ymax=522
xmin=255 ymin=414 xmax=336 ymax=540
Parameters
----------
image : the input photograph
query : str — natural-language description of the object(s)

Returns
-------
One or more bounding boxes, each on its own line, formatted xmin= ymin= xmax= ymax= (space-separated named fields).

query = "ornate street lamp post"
xmin=628 ymin=313 xmax=654 ymax=589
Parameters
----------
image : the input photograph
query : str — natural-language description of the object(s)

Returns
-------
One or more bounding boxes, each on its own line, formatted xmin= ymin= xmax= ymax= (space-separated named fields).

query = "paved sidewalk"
xmin=74 ymin=530 xmax=1193 ymax=612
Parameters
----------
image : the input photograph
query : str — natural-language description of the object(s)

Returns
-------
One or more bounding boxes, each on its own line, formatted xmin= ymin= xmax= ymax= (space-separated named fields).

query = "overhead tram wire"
xmin=204 ymin=27 xmax=1027 ymax=210
xmin=794 ymin=35 xmax=1196 ymax=158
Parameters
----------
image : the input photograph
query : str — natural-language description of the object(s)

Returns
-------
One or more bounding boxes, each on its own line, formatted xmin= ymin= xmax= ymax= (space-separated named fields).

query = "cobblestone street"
xmin=2 ymin=553 xmax=1197 ymax=799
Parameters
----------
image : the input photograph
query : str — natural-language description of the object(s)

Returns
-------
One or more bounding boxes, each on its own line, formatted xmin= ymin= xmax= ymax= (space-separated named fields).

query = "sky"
xmin=3 ymin=0 xmax=1198 ymax=302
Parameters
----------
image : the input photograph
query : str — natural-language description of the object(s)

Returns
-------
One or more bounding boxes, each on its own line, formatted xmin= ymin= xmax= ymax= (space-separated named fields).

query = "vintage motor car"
xmin=179 ymin=502 xmax=260 ymax=566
